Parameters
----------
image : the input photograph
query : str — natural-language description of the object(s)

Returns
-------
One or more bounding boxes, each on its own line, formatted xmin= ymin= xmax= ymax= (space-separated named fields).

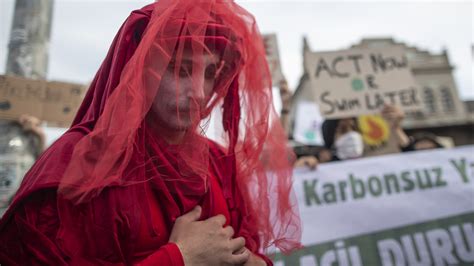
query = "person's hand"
xmin=232 ymin=247 xmax=266 ymax=266
xmin=18 ymin=114 xmax=46 ymax=152
xmin=18 ymin=114 xmax=42 ymax=132
xmin=169 ymin=206 xmax=250 ymax=266
xmin=294 ymin=156 xmax=319 ymax=170
xmin=381 ymin=104 xmax=411 ymax=147
xmin=240 ymin=248 xmax=266 ymax=266
xmin=381 ymin=104 xmax=404 ymax=130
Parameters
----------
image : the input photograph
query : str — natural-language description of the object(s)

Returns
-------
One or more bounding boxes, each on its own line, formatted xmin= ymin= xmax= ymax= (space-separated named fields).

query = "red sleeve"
xmin=135 ymin=243 xmax=184 ymax=266
xmin=0 ymin=191 xmax=184 ymax=266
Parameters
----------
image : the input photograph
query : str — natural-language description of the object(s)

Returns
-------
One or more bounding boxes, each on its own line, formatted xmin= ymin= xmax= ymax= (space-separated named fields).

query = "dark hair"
xmin=321 ymin=117 xmax=358 ymax=148
xmin=412 ymin=132 xmax=443 ymax=148
xmin=321 ymin=119 xmax=339 ymax=149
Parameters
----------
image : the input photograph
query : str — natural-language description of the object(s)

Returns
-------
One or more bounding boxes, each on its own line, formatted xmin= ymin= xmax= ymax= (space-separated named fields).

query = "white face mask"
xmin=334 ymin=131 xmax=364 ymax=160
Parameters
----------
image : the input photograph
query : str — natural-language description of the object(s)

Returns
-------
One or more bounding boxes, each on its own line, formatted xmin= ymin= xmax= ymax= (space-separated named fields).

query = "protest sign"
xmin=273 ymin=146 xmax=474 ymax=266
xmin=42 ymin=80 xmax=86 ymax=127
xmin=304 ymin=48 xmax=423 ymax=119
xmin=0 ymin=75 xmax=45 ymax=120
xmin=294 ymin=101 xmax=325 ymax=145
xmin=263 ymin=33 xmax=284 ymax=85
xmin=0 ymin=75 xmax=86 ymax=127
xmin=358 ymin=114 xmax=401 ymax=156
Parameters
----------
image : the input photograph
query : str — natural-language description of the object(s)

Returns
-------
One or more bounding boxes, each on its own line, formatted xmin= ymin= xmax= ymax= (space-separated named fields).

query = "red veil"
xmin=0 ymin=0 xmax=301 ymax=261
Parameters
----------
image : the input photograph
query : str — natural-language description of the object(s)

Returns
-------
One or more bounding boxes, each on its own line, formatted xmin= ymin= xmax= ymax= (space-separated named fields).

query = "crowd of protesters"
xmin=278 ymin=79 xmax=447 ymax=170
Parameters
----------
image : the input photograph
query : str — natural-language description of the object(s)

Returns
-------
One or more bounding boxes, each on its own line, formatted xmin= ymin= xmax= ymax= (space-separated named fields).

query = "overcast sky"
xmin=1 ymin=0 xmax=473 ymax=100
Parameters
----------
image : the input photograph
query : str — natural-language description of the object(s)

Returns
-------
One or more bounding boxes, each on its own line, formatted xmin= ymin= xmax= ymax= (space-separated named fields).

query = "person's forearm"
xmin=280 ymin=112 xmax=290 ymax=133
xmin=394 ymin=127 xmax=410 ymax=148
xmin=36 ymin=131 xmax=46 ymax=152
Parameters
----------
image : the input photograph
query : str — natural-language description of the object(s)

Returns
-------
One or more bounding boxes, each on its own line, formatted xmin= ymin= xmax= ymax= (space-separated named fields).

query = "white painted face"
xmin=150 ymin=50 xmax=221 ymax=132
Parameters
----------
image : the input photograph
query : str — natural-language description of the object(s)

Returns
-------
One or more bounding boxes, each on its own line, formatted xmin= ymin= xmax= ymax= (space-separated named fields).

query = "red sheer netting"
xmin=56 ymin=0 xmax=301 ymax=253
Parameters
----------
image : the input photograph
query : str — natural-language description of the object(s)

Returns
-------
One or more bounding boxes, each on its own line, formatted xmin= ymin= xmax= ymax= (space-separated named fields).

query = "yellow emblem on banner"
xmin=358 ymin=115 xmax=390 ymax=146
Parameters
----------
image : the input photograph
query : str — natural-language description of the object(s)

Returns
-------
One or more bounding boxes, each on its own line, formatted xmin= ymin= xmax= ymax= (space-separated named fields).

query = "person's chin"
xmin=166 ymin=119 xmax=193 ymax=132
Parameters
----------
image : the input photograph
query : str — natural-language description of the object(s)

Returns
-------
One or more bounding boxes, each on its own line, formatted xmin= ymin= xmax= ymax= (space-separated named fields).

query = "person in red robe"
xmin=0 ymin=1 xmax=301 ymax=265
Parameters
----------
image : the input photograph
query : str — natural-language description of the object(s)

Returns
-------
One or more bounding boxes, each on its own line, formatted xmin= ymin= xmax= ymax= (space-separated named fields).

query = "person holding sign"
xmin=320 ymin=104 xmax=412 ymax=162
xmin=16 ymin=115 xmax=46 ymax=153
xmin=0 ymin=1 xmax=301 ymax=264
xmin=322 ymin=117 xmax=363 ymax=161
xmin=381 ymin=104 xmax=410 ymax=149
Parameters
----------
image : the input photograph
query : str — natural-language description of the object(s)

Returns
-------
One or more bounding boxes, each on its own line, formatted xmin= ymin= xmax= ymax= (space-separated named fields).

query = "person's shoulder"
xmin=53 ymin=129 xmax=86 ymax=147
xmin=40 ymin=129 xmax=87 ymax=159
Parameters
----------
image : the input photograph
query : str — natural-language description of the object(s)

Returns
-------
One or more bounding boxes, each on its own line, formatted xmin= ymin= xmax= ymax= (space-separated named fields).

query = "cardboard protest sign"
xmin=263 ymin=33 xmax=284 ymax=85
xmin=0 ymin=75 xmax=86 ymax=127
xmin=272 ymin=146 xmax=474 ymax=266
xmin=304 ymin=47 xmax=423 ymax=119
xmin=42 ymin=80 xmax=86 ymax=127
xmin=0 ymin=75 xmax=45 ymax=120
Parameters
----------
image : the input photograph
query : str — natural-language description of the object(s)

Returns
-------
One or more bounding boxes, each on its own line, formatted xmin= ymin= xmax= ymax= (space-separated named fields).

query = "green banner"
xmin=274 ymin=212 xmax=474 ymax=266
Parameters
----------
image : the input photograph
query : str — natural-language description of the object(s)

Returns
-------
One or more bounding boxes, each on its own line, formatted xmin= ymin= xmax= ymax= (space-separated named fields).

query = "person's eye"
xmin=217 ymin=64 xmax=232 ymax=80
xmin=205 ymin=65 xmax=217 ymax=80
xmin=175 ymin=64 xmax=191 ymax=77
xmin=179 ymin=67 xmax=189 ymax=77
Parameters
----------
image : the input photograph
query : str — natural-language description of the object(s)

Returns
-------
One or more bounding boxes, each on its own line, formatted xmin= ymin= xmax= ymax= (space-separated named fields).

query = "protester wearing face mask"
xmin=295 ymin=104 xmax=409 ymax=167
xmin=322 ymin=118 xmax=364 ymax=161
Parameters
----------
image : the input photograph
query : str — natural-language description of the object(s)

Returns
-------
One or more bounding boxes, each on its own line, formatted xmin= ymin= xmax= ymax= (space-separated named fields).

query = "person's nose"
xmin=183 ymin=74 xmax=206 ymax=110
xmin=187 ymin=70 xmax=206 ymax=100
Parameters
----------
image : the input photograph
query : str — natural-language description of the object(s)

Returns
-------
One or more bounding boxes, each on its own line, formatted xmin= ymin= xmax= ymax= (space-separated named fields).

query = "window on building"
xmin=423 ymin=87 xmax=436 ymax=113
xmin=440 ymin=87 xmax=456 ymax=113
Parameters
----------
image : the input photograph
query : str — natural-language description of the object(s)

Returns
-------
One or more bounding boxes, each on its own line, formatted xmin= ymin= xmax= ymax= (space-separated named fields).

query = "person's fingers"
xmin=18 ymin=115 xmax=42 ymax=131
xmin=229 ymin=236 xmax=246 ymax=252
xmin=233 ymin=246 xmax=247 ymax=255
xmin=30 ymin=117 xmax=40 ymax=127
xmin=294 ymin=156 xmax=319 ymax=170
xmin=383 ymin=104 xmax=405 ymax=117
xmin=302 ymin=157 xmax=317 ymax=169
xmin=206 ymin=214 xmax=226 ymax=227
xmin=18 ymin=115 xmax=26 ymax=124
xmin=222 ymin=225 xmax=235 ymax=239
xmin=382 ymin=110 xmax=397 ymax=117
xmin=382 ymin=105 xmax=398 ymax=115
xmin=177 ymin=206 xmax=202 ymax=223
xmin=305 ymin=158 xmax=318 ymax=170
xmin=227 ymin=247 xmax=250 ymax=265
xmin=381 ymin=108 xmax=393 ymax=114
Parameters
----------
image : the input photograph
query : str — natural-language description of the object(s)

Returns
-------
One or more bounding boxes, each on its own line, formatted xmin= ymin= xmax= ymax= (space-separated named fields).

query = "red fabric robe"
xmin=0 ymin=131 xmax=272 ymax=265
